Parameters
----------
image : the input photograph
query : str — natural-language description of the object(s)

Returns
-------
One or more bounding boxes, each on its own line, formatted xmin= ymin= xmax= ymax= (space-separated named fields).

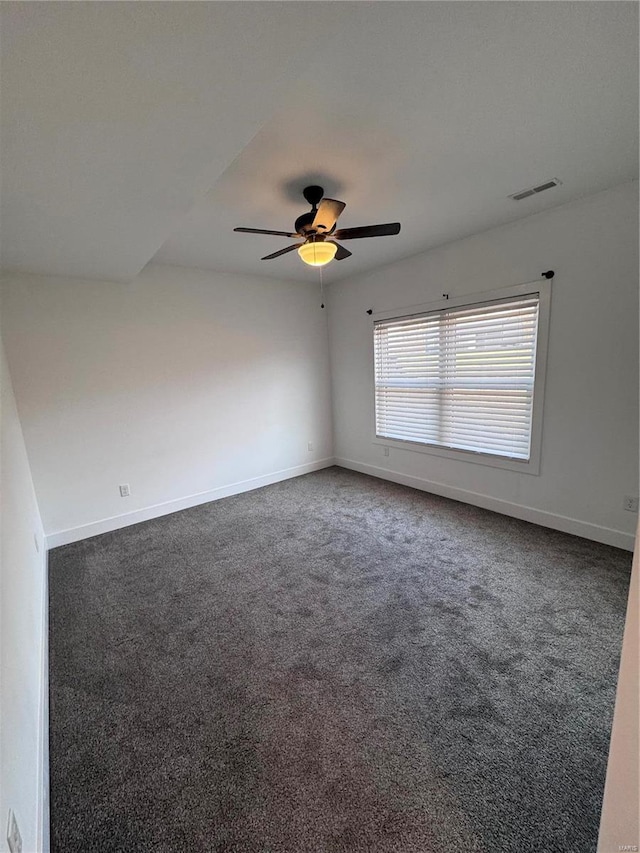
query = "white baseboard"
xmin=46 ymin=458 xmax=335 ymax=549
xmin=46 ymin=452 xmax=635 ymax=552
xmin=335 ymin=457 xmax=636 ymax=552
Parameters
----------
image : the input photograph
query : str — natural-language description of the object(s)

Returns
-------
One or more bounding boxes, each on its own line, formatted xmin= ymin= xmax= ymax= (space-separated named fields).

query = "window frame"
xmin=370 ymin=280 xmax=551 ymax=475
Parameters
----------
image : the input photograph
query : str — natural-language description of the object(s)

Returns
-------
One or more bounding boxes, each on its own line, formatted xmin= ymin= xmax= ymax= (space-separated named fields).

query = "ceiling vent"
xmin=509 ymin=178 xmax=562 ymax=201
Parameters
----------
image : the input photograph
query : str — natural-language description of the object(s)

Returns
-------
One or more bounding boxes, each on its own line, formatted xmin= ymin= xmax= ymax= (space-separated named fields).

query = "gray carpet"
xmin=49 ymin=467 xmax=632 ymax=853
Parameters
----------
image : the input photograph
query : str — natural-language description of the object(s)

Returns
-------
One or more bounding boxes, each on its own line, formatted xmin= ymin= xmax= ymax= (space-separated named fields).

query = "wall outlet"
xmin=623 ymin=495 xmax=639 ymax=512
xmin=307 ymin=442 xmax=314 ymax=452
xmin=7 ymin=810 xmax=22 ymax=853
xmin=119 ymin=484 xmax=131 ymax=498
xmin=383 ymin=446 xmax=390 ymax=457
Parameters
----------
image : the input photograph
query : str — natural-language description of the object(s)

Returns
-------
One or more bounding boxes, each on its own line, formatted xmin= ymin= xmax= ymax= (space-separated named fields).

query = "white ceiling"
xmin=1 ymin=2 xmax=638 ymax=285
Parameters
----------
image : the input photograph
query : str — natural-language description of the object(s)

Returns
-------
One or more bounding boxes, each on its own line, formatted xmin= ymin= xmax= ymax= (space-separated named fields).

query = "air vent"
xmin=509 ymin=178 xmax=562 ymax=201
xmin=511 ymin=189 xmax=536 ymax=201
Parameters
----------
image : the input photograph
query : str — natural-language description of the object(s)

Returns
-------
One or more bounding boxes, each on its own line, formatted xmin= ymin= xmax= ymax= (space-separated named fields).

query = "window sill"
xmin=372 ymin=435 xmax=541 ymax=475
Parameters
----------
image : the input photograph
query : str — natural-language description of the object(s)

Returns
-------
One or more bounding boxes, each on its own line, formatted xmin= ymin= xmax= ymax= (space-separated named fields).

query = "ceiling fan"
xmin=234 ymin=185 xmax=401 ymax=267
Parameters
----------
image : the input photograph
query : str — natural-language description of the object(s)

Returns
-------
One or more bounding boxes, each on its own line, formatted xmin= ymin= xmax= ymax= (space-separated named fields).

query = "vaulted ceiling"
xmin=1 ymin=2 xmax=637 ymax=284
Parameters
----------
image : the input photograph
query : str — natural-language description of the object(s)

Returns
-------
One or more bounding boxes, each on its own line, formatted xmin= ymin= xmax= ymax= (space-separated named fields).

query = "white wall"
xmin=1 ymin=264 xmax=333 ymax=544
xmin=0 ymin=328 xmax=47 ymax=853
xmin=328 ymin=181 xmax=639 ymax=549
xmin=598 ymin=520 xmax=639 ymax=851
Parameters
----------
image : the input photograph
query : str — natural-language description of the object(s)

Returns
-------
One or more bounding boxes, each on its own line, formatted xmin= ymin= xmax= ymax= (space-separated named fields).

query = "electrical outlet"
xmin=383 ymin=446 xmax=390 ymax=457
xmin=119 ymin=484 xmax=130 ymax=498
xmin=7 ymin=810 xmax=22 ymax=853
xmin=623 ymin=495 xmax=639 ymax=512
xmin=307 ymin=442 xmax=314 ymax=452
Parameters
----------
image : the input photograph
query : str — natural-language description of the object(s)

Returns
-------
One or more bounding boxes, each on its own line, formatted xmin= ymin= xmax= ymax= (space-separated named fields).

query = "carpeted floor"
xmin=49 ymin=467 xmax=632 ymax=853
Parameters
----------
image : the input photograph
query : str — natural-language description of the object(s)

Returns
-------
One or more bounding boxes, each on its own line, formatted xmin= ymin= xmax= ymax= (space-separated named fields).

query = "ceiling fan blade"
xmin=235 ymin=227 xmax=298 ymax=237
xmin=312 ymin=199 xmax=346 ymax=232
xmin=261 ymin=244 xmax=301 ymax=260
xmin=332 ymin=223 xmax=401 ymax=240
xmin=329 ymin=241 xmax=352 ymax=261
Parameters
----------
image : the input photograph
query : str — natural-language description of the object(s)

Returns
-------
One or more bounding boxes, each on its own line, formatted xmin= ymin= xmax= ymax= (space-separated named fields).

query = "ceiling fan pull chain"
xmin=320 ymin=265 xmax=325 ymax=309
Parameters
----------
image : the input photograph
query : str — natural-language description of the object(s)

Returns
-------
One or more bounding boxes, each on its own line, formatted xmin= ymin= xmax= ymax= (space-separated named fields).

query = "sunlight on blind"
xmin=374 ymin=295 xmax=540 ymax=460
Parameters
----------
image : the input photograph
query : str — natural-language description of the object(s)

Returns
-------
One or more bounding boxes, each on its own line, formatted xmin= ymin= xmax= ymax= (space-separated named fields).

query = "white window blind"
xmin=374 ymin=294 xmax=540 ymax=460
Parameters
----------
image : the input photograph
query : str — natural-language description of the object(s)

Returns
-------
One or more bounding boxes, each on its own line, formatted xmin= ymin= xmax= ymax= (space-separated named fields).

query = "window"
xmin=373 ymin=285 xmax=550 ymax=472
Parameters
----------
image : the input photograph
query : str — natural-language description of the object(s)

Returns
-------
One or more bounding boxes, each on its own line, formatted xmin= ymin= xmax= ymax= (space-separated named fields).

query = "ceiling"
xmin=1 ymin=2 xmax=638 ymax=285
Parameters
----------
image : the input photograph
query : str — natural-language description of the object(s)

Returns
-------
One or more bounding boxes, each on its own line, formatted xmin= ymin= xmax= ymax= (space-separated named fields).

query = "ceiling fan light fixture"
xmin=298 ymin=240 xmax=337 ymax=267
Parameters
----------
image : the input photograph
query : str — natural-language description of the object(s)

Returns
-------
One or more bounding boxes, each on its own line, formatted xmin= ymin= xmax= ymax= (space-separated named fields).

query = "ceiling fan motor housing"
xmin=296 ymin=186 xmax=330 ymax=236
xmin=294 ymin=211 xmax=317 ymax=236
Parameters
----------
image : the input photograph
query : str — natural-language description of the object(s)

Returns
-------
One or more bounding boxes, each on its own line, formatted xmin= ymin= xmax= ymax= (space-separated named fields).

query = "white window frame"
xmin=370 ymin=280 xmax=551 ymax=474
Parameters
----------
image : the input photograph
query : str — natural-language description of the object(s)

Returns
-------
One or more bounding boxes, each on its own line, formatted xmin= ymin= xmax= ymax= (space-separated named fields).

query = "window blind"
xmin=374 ymin=294 xmax=540 ymax=460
